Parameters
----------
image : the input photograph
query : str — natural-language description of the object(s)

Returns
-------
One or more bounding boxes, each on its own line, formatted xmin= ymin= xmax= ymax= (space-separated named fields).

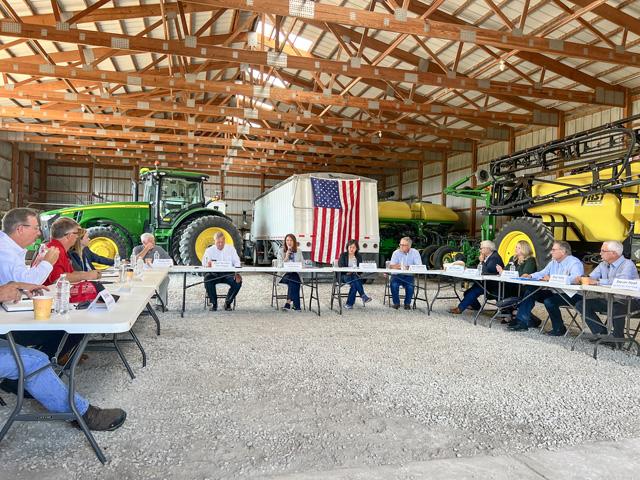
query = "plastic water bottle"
xmin=400 ymin=259 xmax=405 ymax=271
xmin=114 ymin=253 xmax=121 ymax=269
xmin=55 ymin=274 xmax=70 ymax=315
xmin=130 ymin=252 xmax=136 ymax=266
xmin=477 ymin=262 xmax=483 ymax=276
xmin=509 ymin=262 xmax=516 ymax=272
xmin=153 ymin=250 xmax=160 ymax=264
xmin=135 ymin=258 xmax=144 ymax=278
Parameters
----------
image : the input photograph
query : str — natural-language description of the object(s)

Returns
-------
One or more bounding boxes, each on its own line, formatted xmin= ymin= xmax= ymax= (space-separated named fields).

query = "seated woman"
xmin=279 ymin=234 xmax=303 ymax=311
xmin=69 ymin=228 xmax=114 ymax=272
xmin=338 ymin=239 xmax=371 ymax=309
xmin=496 ymin=240 xmax=538 ymax=326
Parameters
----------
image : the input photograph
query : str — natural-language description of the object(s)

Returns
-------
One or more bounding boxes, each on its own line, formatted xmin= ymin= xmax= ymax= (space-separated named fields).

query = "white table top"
xmin=170 ymin=265 xmax=332 ymax=274
xmin=0 ymin=285 xmax=156 ymax=334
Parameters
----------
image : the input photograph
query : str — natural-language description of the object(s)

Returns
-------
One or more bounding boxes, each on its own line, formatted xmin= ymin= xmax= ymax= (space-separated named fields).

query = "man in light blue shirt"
xmin=389 ymin=236 xmax=422 ymax=309
xmin=574 ymin=241 xmax=639 ymax=339
xmin=0 ymin=208 xmax=59 ymax=286
xmin=510 ymin=240 xmax=584 ymax=335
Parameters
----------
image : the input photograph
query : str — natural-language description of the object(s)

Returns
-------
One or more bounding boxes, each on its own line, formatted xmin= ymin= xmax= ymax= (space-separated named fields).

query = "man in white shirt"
xmin=0 ymin=208 xmax=60 ymax=286
xmin=202 ymin=232 xmax=242 ymax=311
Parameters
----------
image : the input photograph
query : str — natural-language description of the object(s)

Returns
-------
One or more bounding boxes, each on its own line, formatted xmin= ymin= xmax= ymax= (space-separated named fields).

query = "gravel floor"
xmin=1 ymin=274 xmax=639 ymax=479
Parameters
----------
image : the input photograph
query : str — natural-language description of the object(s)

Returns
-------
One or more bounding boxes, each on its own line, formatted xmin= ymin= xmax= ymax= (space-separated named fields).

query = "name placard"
xmin=360 ymin=262 xmax=378 ymax=270
xmin=612 ymin=278 xmax=640 ymax=291
xmin=283 ymin=262 xmax=303 ymax=270
xmin=549 ymin=274 xmax=570 ymax=285
xmin=444 ymin=264 xmax=465 ymax=273
xmin=89 ymin=290 xmax=116 ymax=311
xmin=464 ymin=267 xmax=482 ymax=277
xmin=500 ymin=270 xmax=519 ymax=279
xmin=152 ymin=258 xmax=174 ymax=267
xmin=211 ymin=261 xmax=232 ymax=269
xmin=409 ymin=264 xmax=427 ymax=272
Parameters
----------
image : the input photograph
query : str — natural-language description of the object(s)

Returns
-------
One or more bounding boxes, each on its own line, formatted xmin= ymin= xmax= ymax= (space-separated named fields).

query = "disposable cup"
xmin=33 ymin=296 xmax=53 ymax=321
xmin=126 ymin=270 xmax=134 ymax=281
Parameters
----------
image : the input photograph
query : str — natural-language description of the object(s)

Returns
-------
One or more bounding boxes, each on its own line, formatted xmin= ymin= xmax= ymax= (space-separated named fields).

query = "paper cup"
xmin=33 ymin=296 xmax=53 ymax=321
xmin=126 ymin=270 xmax=134 ymax=281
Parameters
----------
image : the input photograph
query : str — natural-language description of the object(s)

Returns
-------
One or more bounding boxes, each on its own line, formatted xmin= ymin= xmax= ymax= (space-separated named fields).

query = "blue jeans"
xmin=280 ymin=272 xmax=301 ymax=310
xmin=0 ymin=339 xmax=89 ymax=414
xmin=515 ymin=287 xmax=578 ymax=331
xmin=458 ymin=284 xmax=484 ymax=311
xmin=390 ymin=275 xmax=414 ymax=306
xmin=573 ymin=296 xmax=634 ymax=338
xmin=342 ymin=273 xmax=366 ymax=307
xmin=204 ymin=272 xmax=242 ymax=309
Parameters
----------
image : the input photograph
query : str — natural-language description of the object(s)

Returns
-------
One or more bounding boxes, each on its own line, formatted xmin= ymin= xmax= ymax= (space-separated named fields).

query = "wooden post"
xmin=16 ymin=152 xmax=25 ymax=207
xmin=10 ymin=144 xmax=20 ymax=207
xmin=260 ymin=174 xmax=265 ymax=193
xmin=417 ymin=160 xmax=424 ymax=201
xmin=28 ymin=153 xmax=35 ymax=201
xmin=440 ymin=158 xmax=447 ymax=205
xmin=397 ymin=170 xmax=403 ymax=200
xmin=39 ymin=158 xmax=47 ymax=203
xmin=556 ymin=112 xmax=566 ymax=177
xmin=88 ymin=162 xmax=94 ymax=202
xmin=508 ymin=127 xmax=515 ymax=155
xmin=470 ymin=142 xmax=478 ymax=236
xmin=220 ymin=172 xmax=225 ymax=199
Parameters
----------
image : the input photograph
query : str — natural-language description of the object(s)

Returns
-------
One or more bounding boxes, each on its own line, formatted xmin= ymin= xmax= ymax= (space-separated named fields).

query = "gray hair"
xmin=400 ymin=236 xmax=412 ymax=247
xmin=214 ymin=231 xmax=225 ymax=240
xmin=480 ymin=240 xmax=496 ymax=251
xmin=50 ymin=217 xmax=78 ymax=239
xmin=603 ymin=240 xmax=623 ymax=256
xmin=2 ymin=208 xmax=39 ymax=234
xmin=553 ymin=240 xmax=572 ymax=255
xmin=140 ymin=232 xmax=155 ymax=243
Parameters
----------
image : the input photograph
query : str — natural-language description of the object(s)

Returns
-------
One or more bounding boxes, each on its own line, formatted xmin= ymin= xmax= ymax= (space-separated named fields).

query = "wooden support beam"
xmin=17 ymin=151 xmax=25 ymax=207
xmin=397 ymin=170 xmax=403 ymax=201
xmin=187 ymin=0 xmax=640 ymax=67
xmin=11 ymin=143 xmax=19 ymax=208
xmin=28 ymin=153 xmax=35 ymax=199
xmin=440 ymin=159 xmax=447 ymax=206
xmin=39 ymin=158 xmax=47 ymax=203
xmin=417 ymin=160 xmax=423 ymax=200
xmin=470 ymin=142 xmax=478 ymax=236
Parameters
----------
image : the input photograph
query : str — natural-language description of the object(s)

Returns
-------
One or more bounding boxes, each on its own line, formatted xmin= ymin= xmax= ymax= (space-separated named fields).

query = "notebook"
xmin=2 ymin=299 xmax=34 ymax=312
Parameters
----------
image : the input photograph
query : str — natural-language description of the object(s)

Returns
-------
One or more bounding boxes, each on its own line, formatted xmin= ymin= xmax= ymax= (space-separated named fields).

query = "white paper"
xmin=152 ymin=258 xmax=174 ymax=267
xmin=211 ymin=261 xmax=232 ymax=269
xmin=88 ymin=290 xmax=116 ymax=311
xmin=409 ymin=264 xmax=427 ymax=272
xmin=444 ymin=264 xmax=464 ymax=273
xmin=360 ymin=262 xmax=377 ymax=270
xmin=549 ymin=274 xmax=570 ymax=285
xmin=500 ymin=270 xmax=519 ymax=279
xmin=611 ymin=278 xmax=640 ymax=291
xmin=283 ymin=262 xmax=303 ymax=270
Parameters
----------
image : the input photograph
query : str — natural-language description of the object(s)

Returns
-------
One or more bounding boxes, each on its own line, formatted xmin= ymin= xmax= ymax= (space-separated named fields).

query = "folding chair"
xmin=271 ymin=274 xmax=306 ymax=310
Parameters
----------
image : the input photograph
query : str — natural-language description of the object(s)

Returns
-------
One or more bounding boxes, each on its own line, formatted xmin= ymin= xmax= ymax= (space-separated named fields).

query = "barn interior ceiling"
xmin=0 ymin=0 xmax=638 ymax=177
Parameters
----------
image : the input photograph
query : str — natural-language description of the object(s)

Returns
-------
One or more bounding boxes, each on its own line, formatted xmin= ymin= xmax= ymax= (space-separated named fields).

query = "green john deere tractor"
xmin=39 ymin=168 xmax=242 ymax=265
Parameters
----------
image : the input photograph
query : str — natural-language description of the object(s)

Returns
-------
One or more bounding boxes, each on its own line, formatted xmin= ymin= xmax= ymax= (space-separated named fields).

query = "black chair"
xmin=540 ymin=304 xmax=579 ymax=336
xmin=204 ymin=285 xmax=237 ymax=311
xmin=271 ymin=274 xmax=306 ymax=310
xmin=488 ymin=296 xmax=520 ymax=328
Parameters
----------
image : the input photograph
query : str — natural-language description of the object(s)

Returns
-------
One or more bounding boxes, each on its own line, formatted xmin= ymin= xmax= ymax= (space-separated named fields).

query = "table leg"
xmin=147 ymin=302 xmax=161 ymax=335
xmin=181 ymin=273 xmax=187 ymax=318
xmin=0 ymin=332 xmax=25 ymax=444
xmin=472 ymin=280 xmax=488 ymax=326
xmin=129 ymin=330 xmax=147 ymax=368
xmin=112 ymin=334 xmax=135 ymax=379
xmin=155 ymin=289 xmax=167 ymax=312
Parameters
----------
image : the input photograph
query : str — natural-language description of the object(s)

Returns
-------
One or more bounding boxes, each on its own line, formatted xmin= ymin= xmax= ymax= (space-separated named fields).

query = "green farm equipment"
xmin=39 ymin=168 xmax=242 ymax=265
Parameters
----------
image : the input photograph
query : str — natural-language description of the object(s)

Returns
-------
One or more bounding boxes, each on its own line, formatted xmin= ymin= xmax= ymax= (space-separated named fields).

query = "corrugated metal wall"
xmin=384 ymin=104 xmax=640 ymax=238
xmin=0 ymin=142 xmax=12 ymax=212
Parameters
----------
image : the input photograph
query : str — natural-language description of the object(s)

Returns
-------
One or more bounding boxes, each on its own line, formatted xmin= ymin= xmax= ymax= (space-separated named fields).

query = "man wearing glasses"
xmin=574 ymin=241 xmax=638 ymax=340
xmin=388 ymin=236 xmax=423 ymax=310
xmin=0 ymin=208 xmax=60 ymax=285
xmin=510 ymin=240 xmax=584 ymax=335
xmin=44 ymin=217 xmax=101 ymax=285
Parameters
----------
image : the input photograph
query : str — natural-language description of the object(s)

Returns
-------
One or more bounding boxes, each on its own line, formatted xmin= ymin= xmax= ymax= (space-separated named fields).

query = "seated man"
xmin=389 ymin=237 xmax=422 ymax=310
xmin=132 ymin=233 xmax=171 ymax=307
xmin=449 ymin=240 xmax=503 ymax=314
xmin=0 ymin=282 xmax=126 ymax=431
xmin=510 ymin=240 xmax=584 ymax=335
xmin=575 ymin=241 xmax=639 ymax=340
xmin=202 ymin=232 xmax=242 ymax=311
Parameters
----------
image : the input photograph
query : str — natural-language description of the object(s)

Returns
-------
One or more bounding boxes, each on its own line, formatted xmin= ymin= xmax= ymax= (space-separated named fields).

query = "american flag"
xmin=310 ymin=177 xmax=361 ymax=264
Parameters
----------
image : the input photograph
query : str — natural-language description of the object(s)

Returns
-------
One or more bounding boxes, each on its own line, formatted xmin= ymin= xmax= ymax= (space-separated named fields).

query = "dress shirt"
xmin=589 ymin=256 xmax=638 ymax=285
xmin=531 ymin=254 xmax=584 ymax=281
xmin=0 ymin=231 xmax=52 ymax=285
xmin=390 ymin=248 xmax=422 ymax=274
xmin=45 ymin=238 xmax=73 ymax=285
xmin=202 ymin=244 xmax=241 ymax=267
xmin=481 ymin=250 xmax=504 ymax=275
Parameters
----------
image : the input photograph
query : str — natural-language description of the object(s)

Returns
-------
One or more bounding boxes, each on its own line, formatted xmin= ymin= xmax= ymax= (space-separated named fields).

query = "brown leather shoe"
xmin=449 ymin=307 xmax=462 ymax=314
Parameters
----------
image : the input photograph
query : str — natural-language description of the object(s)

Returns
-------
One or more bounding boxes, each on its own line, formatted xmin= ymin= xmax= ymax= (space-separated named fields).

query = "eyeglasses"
xmin=399 ymin=243 xmax=409 ymax=247
xmin=21 ymin=224 xmax=41 ymax=231
xmin=600 ymin=250 xmax=613 ymax=254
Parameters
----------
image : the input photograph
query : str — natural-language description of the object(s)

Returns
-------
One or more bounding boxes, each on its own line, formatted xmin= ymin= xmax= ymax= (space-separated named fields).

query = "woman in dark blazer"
xmin=279 ymin=233 xmax=303 ymax=311
xmin=70 ymin=229 xmax=115 ymax=272
xmin=338 ymin=239 xmax=371 ymax=309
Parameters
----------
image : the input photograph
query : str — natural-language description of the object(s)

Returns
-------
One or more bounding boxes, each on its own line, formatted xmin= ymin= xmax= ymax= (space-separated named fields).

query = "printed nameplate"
xmin=89 ymin=290 xmax=116 ymax=311
xmin=211 ymin=261 xmax=232 ymax=269
xmin=283 ymin=262 xmax=303 ymax=270
xmin=360 ymin=262 xmax=377 ymax=270
xmin=500 ymin=270 xmax=519 ymax=279
xmin=444 ymin=264 xmax=465 ymax=273
xmin=464 ymin=268 xmax=482 ymax=277
xmin=409 ymin=264 xmax=427 ymax=272
xmin=549 ymin=274 xmax=570 ymax=285
xmin=611 ymin=278 xmax=640 ymax=291
xmin=152 ymin=258 xmax=174 ymax=267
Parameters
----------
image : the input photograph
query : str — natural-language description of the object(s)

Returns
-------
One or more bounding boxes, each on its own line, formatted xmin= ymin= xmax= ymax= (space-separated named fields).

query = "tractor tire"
xmin=178 ymin=215 xmax=243 ymax=266
xmin=494 ymin=217 xmax=554 ymax=268
xmin=170 ymin=222 xmax=189 ymax=265
xmin=86 ymin=226 xmax=129 ymax=261
xmin=433 ymin=245 xmax=456 ymax=269
xmin=421 ymin=245 xmax=439 ymax=268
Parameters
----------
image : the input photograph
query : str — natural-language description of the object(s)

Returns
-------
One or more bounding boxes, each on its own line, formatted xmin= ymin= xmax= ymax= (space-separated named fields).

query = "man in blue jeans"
xmin=0 ymin=281 xmax=126 ymax=431
xmin=510 ymin=240 xmax=584 ymax=335
xmin=389 ymin=237 xmax=423 ymax=310
xmin=449 ymin=240 xmax=503 ymax=314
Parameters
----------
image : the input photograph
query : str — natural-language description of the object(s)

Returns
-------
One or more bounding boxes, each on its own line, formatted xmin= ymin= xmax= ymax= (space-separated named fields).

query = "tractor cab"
xmin=138 ymin=168 xmax=208 ymax=229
